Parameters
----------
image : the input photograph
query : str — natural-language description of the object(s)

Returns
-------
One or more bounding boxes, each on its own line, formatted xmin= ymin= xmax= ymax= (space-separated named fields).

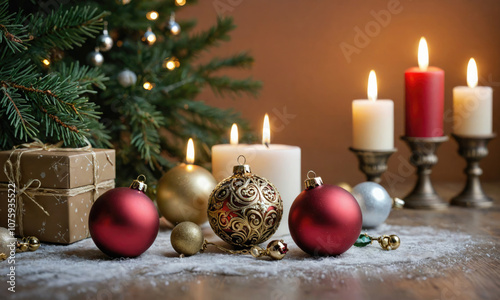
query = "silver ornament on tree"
xmin=96 ymin=21 xmax=113 ymax=52
xmin=142 ymin=27 xmax=157 ymax=45
xmin=118 ymin=69 xmax=137 ymax=87
xmin=167 ymin=12 xmax=181 ymax=36
xmin=87 ymin=47 xmax=104 ymax=67
xmin=351 ymin=182 xmax=404 ymax=228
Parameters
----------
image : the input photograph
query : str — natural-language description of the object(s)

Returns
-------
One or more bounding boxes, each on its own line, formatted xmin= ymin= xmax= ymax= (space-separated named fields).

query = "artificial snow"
xmin=0 ymin=222 xmax=494 ymax=297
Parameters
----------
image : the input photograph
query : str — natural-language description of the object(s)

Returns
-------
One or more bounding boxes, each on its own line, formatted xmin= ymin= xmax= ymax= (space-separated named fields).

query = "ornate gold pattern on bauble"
xmin=207 ymin=160 xmax=283 ymax=247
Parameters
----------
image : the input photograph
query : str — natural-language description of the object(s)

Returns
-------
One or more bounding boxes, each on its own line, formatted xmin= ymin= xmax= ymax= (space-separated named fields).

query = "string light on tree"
xmin=41 ymin=59 xmax=50 ymax=66
xmin=142 ymin=27 xmax=157 ymax=45
xmin=116 ymin=0 xmax=131 ymax=5
xmin=175 ymin=0 xmax=186 ymax=6
xmin=146 ymin=11 xmax=159 ymax=21
xmin=143 ymin=81 xmax=154 ymax=90
xmin=163 ymin=57 xmax=180 ymax=70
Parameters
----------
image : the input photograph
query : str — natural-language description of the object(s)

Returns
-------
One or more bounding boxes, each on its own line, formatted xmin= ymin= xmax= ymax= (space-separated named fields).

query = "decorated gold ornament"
xmin=207 ymin=156 xmax=283 ymax=248
xmin=157 ymin=139 xmax=217 ymax=225
xmin=170 ymin=222 xmax=288 ymax=260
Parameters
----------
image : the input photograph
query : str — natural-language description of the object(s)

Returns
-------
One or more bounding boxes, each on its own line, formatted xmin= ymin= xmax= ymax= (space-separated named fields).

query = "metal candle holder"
xmin=450 ymin=133 xmax=496 ymax=208
xmin=349 ymin=147 xmax=397 ymax=183
xmin=400 ymin=136 xmax=449 ymax=210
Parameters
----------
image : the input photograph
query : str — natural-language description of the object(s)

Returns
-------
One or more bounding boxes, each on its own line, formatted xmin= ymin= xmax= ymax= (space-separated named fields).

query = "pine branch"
xmin=29 ymin=6 xmax=109 ymax=51
xmin=197 ymin=52 xmax=255 ymax=73
xmin=0 ymin=3 xmax=32 ymax=58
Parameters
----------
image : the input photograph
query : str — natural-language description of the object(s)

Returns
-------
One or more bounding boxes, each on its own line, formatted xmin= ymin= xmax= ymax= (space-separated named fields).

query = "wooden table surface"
xmin=5 ymin=181 xmax=500 ymax=300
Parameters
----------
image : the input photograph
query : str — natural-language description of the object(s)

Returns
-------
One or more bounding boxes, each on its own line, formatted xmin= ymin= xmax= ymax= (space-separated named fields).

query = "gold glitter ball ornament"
xmin=171 ymin=222 xmax=204 ymax=256
xmin=207 ymin=158 xmax=283 ymax=247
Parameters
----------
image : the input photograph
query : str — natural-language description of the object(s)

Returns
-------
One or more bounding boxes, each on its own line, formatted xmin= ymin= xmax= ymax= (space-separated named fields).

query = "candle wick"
xmin=264 ymin=142 xmax=269 ymax=148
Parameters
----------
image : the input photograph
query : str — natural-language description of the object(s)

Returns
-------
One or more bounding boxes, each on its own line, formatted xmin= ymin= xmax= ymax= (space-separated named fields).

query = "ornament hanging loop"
xmin=130 ymin=174 xmax=147 ymax=192
xmin=233 ymin=155 xmax=251 ymax=174
xmin=237 ymin=155 xmax=246 ymax=165
xmin=304 ymin=170 xmax=323 ymax=189
xmin=307 ymin=170 xmax=316 ymax=179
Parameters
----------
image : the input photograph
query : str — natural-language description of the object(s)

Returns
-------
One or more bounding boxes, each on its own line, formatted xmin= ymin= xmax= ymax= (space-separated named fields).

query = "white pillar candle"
xmin=212 ymin=119 xmax=301 ymax=237
xmin=453 ymin=58 xmax=493 ymax=136
xmin=352 ymin=70 xmax=394 ymax=150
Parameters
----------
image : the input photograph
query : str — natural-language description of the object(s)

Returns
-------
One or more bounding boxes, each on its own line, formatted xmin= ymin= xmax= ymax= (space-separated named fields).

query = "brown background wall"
xmin=181 ymin=0 xmax=500 ymax=187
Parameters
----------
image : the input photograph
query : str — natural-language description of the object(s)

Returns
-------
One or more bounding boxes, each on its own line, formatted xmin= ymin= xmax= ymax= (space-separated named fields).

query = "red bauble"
xmin=89 ymin=179 xmax=159 ymax=258
xmin=289 ymin=175 xmax=362 ymax=256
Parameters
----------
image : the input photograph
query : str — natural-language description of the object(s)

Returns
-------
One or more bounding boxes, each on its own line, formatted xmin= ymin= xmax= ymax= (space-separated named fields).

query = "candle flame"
xmin=367 ymin=70 xmax=377 ymax=102
xmin=230 ymin=123 xmax=239 ymax=145
xmin=467 ymin=58 xmax=478 ymax=88
xmin=186 ymin=138 xmax=195 ymax=164
xmin=263 ymin=114 xmax=270 ymax=146
xmin=418 ymin=37 xmax=429 ymax=71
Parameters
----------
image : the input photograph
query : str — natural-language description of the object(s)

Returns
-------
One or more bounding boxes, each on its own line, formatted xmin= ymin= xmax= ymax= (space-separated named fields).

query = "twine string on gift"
xmin=1 ymin=138 xmax=113 ymax=236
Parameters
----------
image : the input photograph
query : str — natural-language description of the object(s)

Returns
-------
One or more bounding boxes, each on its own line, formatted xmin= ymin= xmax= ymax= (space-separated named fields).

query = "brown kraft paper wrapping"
xmin=0 ymin=148 xmax=116 ymax=244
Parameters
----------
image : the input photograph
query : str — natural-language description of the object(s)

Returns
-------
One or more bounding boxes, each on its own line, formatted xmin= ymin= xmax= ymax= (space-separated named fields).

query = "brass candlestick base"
xmin=401 ymin=136 xmax=449 ymax=210
xmin=450 ymin=133 xmax=496 ymax=208
xmin=349 ymin=147 xmax=397 ymax=183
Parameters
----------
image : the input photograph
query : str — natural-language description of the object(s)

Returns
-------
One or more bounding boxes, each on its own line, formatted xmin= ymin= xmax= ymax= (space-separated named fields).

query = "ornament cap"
xmin=304 ymin=170 xmax=323 ymax=189
xmin=233 ymin=155 xmax=251 ymax=174
xmin=130 ymin=175 xmax=147 ymax=192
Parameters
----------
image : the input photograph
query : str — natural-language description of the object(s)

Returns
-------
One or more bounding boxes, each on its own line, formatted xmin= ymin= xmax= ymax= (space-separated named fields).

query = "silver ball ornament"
xmin=352 ymin=182 xmax=392 ymax=228
xmin=142 ymin=29 xmax=156 ymax=45
xmin=87 ymin=49 xmax=104 ymax=67
xmin=97 ymin=31 xmax=113 ymax=52
xmin=117 ymin=69 xmax=137 ymax=87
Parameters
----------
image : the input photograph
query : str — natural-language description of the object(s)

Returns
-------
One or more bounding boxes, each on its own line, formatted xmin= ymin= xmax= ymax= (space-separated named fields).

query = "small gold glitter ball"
xmin=170 ymin=221 xmax=204 ymax=256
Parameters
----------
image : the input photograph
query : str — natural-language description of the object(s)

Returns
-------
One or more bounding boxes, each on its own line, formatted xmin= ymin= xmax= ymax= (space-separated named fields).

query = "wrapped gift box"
xmin=0 ymin=148 xmax=115 ymax=244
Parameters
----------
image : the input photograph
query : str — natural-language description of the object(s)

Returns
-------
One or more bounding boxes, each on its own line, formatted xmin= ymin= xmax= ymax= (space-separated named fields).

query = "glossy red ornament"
xmin=289 ymin=173 xmax=362 ymax=256
xmin=89 ymin=177 xmax=159 ymax=258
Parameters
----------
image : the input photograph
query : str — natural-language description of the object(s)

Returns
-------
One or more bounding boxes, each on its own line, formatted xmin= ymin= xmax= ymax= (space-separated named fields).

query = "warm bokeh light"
xmin=175 ymin=0 xmax=186 ymax=6
xmin=367 ymin=70 xmax=377 ymax=102
xmin=186 ymin=138 xmax=195 ymax=164
xmin=146 ymin=11 xmax=158 ymax=20
xmin=263 ymin=114 xmax=270 ymax=145
xmin=163 ymin=57 xmax=179 ymax=70
xmin=230 ymin=123 xmax=238 ymax=145
xmin=147 ymin=33 xmax=156 ymax=44
xmin=143 ymin=82 xmax=153 ymax=90
xmin=42 ymin=59 xmax=50 ymax=66
xmin=467 ymin=58 xmax=478 ymax=88
xmin=418 ymin=37 xmax=429 ymax=71
xmin=116 ymin=40 xmax=123 ymax=47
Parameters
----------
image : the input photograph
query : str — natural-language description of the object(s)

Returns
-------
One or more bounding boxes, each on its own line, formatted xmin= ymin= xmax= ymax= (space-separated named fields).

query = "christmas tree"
xmin=1 ymin=0 xmax=261 ymax=185
xmin=0 ymin=0 xmax=108 ymax=149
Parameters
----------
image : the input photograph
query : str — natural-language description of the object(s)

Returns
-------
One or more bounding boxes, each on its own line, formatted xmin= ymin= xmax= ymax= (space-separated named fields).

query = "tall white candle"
xmin=212 ymin=118 xmax=301 ymax=237
xmin=453 ymin=58 xmax=493 ymax=136
xmin=352 ymin=70 xmax=394 ymax=150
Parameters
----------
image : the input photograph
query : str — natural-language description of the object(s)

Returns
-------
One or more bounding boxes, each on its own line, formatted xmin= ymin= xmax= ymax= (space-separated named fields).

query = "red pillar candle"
xmin=405 ymin=37 xmax=445 ymax=137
